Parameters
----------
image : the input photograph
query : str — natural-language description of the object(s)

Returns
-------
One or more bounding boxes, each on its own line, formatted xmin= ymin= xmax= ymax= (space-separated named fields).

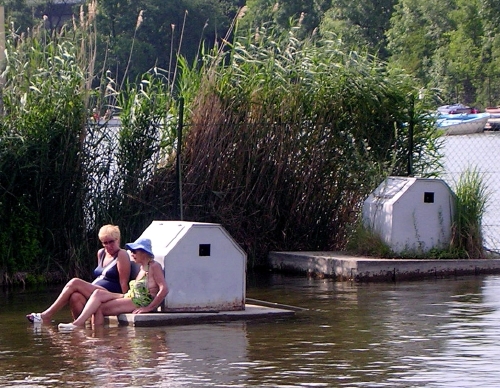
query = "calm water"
xmin=3 ymin=273 xmax=500 ymax=387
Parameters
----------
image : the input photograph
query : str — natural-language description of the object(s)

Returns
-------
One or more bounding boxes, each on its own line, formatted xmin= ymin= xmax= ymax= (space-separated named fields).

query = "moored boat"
xmin=437 ymin=112 xmax=490 ymax=135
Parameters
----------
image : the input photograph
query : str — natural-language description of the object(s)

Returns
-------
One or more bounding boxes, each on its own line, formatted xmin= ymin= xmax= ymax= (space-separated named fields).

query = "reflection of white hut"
xmin=362 ymin=177 xmax=455 ymax=254
xmin=138 ymin=221 xmax=247 ymax=312
xmin=166 ymin=324 xmax=248 ymax=378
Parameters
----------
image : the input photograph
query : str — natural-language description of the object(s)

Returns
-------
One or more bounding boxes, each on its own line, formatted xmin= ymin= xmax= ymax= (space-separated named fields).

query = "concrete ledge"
xmin=111 ymin=304 xmax=295 ymax=327
xmin=269 ymin=251 xmax=500 ymax=282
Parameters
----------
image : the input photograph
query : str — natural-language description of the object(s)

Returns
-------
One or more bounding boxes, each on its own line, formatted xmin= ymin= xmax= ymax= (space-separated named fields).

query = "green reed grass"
xmin=0 ymin=25 xmax=89 ymax=277
xmin=0 ymin=5 xmax=177 ymax=281
xmin=451 ymin=168 xmax=489 ymax=258
xmin=167 ymin=25 xmax=441 ymax=265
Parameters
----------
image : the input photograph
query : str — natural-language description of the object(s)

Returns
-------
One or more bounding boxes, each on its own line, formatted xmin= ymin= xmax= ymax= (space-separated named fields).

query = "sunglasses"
xmin=101 ymin=239 xmax=115 ymax=245
xmin=130 ymin=249 xmax=146 ymax=255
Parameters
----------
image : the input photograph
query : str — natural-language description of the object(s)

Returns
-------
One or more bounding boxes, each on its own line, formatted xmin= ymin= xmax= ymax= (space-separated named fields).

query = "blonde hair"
xmin=98 ymin=224 xmax=121 ymax=242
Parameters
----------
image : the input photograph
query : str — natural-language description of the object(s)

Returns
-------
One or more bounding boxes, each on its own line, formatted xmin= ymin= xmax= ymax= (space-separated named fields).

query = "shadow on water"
xmin=3 ymin=273 xmax=500 ymax=387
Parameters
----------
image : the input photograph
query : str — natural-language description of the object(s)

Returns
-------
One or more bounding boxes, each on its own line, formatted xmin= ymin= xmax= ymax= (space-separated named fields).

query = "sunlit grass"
xmin=451 ymin=167 xmax=489 ymax=258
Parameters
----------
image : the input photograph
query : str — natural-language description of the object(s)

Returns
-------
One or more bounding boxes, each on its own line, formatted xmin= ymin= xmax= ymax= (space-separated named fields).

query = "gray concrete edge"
xmin=269 ymin=251 xmax=500 ymax=281
xmin=110 ymin=304 xmax=296 ymax=327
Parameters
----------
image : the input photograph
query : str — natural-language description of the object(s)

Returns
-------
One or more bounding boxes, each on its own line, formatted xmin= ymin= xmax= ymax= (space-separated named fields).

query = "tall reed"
xmin=451 ymin=168 xmax=489 ymax=258
xmin=97 ymin=71 xmax=175 ymax=237
xmin=0 ymin=6 xmax=178 ymax=282
xmin=0 ymin=10 xmax=443 ymax=278
xmin=171 ymin=26 xmax=441 ymax=265
xmin=0 ymin=24 xmax=89 ymax=276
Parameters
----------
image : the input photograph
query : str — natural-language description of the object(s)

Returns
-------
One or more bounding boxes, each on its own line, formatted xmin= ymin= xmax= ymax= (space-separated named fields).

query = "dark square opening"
xmin=199 ymin=244 xmax=211 ymax=256
xmin=424 ymin=192 xmax=434 ymax=203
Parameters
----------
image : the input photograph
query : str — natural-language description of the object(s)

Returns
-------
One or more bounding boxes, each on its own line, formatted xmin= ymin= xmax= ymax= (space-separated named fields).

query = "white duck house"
xmin=138 ymin=221 xmax=247 ymax=312
xmin=362 ymin=177 xmax=455 ymax=254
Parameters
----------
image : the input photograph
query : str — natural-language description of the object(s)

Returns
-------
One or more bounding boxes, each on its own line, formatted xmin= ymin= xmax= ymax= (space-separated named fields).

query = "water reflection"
xmin=3 ymin=322 xmax=248 ymax=387
xmin=162 ymin=324 xmax=249 ymax=386
xmin=397 ymin=276 xmax=500 ymax=387
xmin=244 ymin=274 xmax=500 ymax=387
xmin=4 ymin=274 xmax=500 ymax=386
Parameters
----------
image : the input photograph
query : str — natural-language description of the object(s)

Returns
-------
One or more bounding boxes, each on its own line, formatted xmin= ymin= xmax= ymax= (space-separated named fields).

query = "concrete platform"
xmin=111 ymin=304 xmax=295 ymax=327
xmin=269 ymin=251 xmax=500 ymax=282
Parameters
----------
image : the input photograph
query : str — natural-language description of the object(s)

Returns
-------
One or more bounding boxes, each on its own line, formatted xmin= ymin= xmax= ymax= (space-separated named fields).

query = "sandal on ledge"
xmin=26 ymin=313 xmax=42 ymax=324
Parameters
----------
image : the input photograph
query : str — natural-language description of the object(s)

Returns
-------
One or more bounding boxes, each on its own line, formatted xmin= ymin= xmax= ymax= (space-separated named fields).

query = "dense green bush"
xmin=0 ymin=32 xmax=87 ymax=275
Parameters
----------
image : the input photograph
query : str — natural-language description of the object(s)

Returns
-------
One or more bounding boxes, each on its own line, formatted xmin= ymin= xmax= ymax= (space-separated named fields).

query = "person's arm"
xmin=116 ymin=249 xmax=131 ymax=293
xmin=142 ymin=262 xmax=168 ymax=313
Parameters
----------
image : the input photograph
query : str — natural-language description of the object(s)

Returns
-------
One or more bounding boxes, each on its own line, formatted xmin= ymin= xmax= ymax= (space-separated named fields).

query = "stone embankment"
xmin=269 ymin=251 xmax=500 ymax=282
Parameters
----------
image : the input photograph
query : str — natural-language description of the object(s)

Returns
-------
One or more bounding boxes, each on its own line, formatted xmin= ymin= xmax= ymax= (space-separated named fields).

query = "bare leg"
xmin=39 ymin=278 xmax=103 ymax=322
xmin=92 ymin=298 xmax=137 ymax=326
xmin=72 ymin=289 xmax=125 ymax=326
xmin=92 ymin=306 xmax=105 ymax=326
xmin=69 ymin=292 xmax=87 ymax=320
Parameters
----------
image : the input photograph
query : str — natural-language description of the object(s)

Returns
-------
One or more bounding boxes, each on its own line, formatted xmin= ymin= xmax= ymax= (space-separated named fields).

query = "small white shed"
xmin=138 ymin=221 xmax=246 ymax=312
xmin=362 ymin=177 xmax=455 ymax=254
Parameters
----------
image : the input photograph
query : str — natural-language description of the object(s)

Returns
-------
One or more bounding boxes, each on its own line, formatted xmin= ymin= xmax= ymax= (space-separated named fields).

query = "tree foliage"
xmin=239 ymin=0 xmax=329 ymax=37
xmin=5 ymin=0 xmax=499 ymax=106
xmin=320 ymin=0 xmax=395 ymax=59
xmin=386 ymin=0 xmax=500 ymax=107
xmin=94 ymin=0 xmax=241 ymax=84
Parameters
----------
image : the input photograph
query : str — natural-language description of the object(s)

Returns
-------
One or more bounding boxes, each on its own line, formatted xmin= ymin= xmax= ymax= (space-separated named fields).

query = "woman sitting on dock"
xmin=26 ymin=225 xmax=133 ymax=323
xmin=58 ymin=237 xmax=168 ymax=330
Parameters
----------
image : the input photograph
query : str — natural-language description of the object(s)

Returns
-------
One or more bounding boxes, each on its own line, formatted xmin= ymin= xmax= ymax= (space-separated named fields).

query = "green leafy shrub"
xmin=346 ymin=223 xmax=393 ymax=257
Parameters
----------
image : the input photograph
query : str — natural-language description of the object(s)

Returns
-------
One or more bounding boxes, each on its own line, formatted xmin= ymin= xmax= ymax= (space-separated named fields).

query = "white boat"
xmin=437 ymin=112 xmax=490 ymax=135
